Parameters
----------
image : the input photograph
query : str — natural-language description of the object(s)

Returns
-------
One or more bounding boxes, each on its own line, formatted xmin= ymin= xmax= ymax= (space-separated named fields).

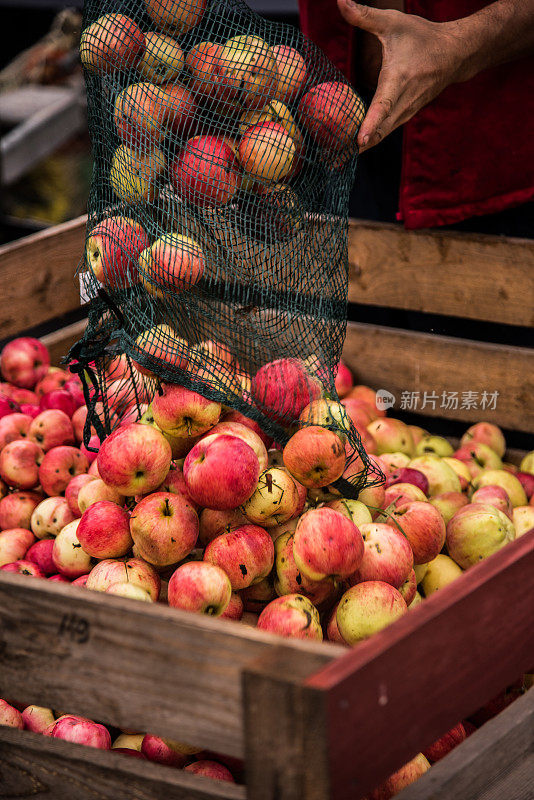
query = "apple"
xmin=520 ymin=451 xmax=534 ymax=475
xmin=139 ymin=234 xmax=204 ymax=299
xmin=453 ymin=442 xmax=503 ymax=478
xmin=152 ymin=384 xmax=220 ymax=438
xmin=240 ymin=576 xmax=276 ymax=613
xmin=112 ymin=733 xmax=145 ymax=751
xmin=367 ymin=419 xmax=414 ymax=456
xmin=106 ymin=582 xmax=153 ymax=602
xmin=222 ymin=410 xmax=272 ymax=449
xmin=421 ymin=554 xmax=463 ymax=596
xmin=77 ymin=501 xmax=133 ymax=559
xmin=110 ymin=145 xmax=166 ymax=204
xmin=409 ymin=591 xmax=423 ymax=609
xmin=0 ymin=439 xmax=44 ymax=489
xmin=38 ymin=446 xmax=88 ymax=496
xmin=408 ymin=454 xmax=461 ymax=496
xmin=274 ymin=530 xmax=335 ymax=605
xmin=0 ymin=490 xmax=41 ymax=529
xmin=22 ymin=705 xmax=55 ymax=734
xmin=442 ymin=457 xmax=472 ymax=491
xmin=415 ymin=435 xmax=454 ymax=458
xmin=52 ymin=520 xmax=92 ymax=579
xmin=1 ymin=559 xmax=44 ymax=577
xmin=271 ymin=44 xmax=307 ymax=102
xmin=141 ymin=734 xmax=196 ymax=766
xmin=0 ymin=528 xmax=35 ymax=567
xmin=155 ymin=465 xmax=199 ymax=510
xmin=461 ymin=422 xmax=506 ymax=459
xmin=512 ymin=506 xmax=534 ymax=537
xmin=471 ymin=484 xmax=513 ymax=519
xmin=185 ymin=760 xmax=235 ymax=782
xmin=239 ymin=121 xmax=296 ymax=182
xmin=19 ymin=404 xmax=40 ymax=419
xmin=48 ymin=574 xmax=70 ymax=583
xmin=130 ymin=491 xmax=198 ymax=566
xmin=98 ymin=423 xmax=172 ymax=496
xmin=72 ymin=574 xmax=89 ymax=587
xmin=0 ymin=412 xmax=32 ymax=448
xmin=220 ymin=591 xmax=244 ymax=621
xmin=298 ymin=81 xmax=365 ymax=151
xmin=0 ymin=337 xmax=49 ymax=389
xmin=39 ymin=390 xmax=77 ymax=418
xmin=348 ymin=523 xmax=413 ymax=589
xmin=72 ymin=406 xmax=90 ymax=443
xmin=337 ymin=581 xmax=407 ymax=645
xmin=378 ymin=453 xmax=411 ymax=473
xmin=86 ymin=216 xmax=149 ymax=289
xmin=239 ymin=101 xmax=303 ymax=156
xmin=398 ymin=568 xmax=417 ymax=605
xmin=293 ymin=507 xmax=364 ymax=581
xmin=80 ymin=13 xmax=144 ymax=73
xmin=145 ymin=0 xmax=207 ymax=36
xmin=242 ymin=467 xmax=300 ymax=528
xmin=341 ymin=454 xmax=386 ymax=513
xmin=283 ymin=426 xmax=346 ymax=488
xmin=31 ymin=499 xmax=75 ymax=545
xmin=516 ymin=472 xmax=534 ymax=500
xmin=368 ymin=753 xmax=430 ymax=799
xmin=385 ymin=467 xmax=429 ymax=495
xmin=341 ymin=398 xmax=377 ymax=429
xmin=77 ymin=477 xmax=125 ymax=513
xmin=87 ymin=557 xmax=160 ymax=600
xmin=198 ymin=507 xmax=247 ymax=547
xmin=0 ymin=699 xmax=23 ymax=728
xmin=391 ymin=501 xmax=446 ymax=564
xmin=429 ymin=491 xmax=469 ymax=524
xmin=326 ymin=498 xmax=372 ymax=527
xmin=9 ymin=387 xmax=39 ymax=406
xmin=184 ymin=435 xmax=260 ymax=510
xmin=0 ymin=396 xmax=20 ymax=419
xmin=423 ymin=722 xmax=467 ymax=763
xmin=299 ymin=398 xmax=349 ymax=438
xmin=35 ymin=368 xmax=70 ymax=397
xmin=446 ymin=503 xmax=515 ymax=568
xmin=28 ymin=409 xmax=74 ymax=451
xmin=252 ymin=359 xmax=321 ymax=425
xmin=48 ymin=714 xmax=111 ymax=749
xmin=138 ymin=32 xmax=184 ymax=83
xmin=326 ymin=602 xmax=347 ymax=644
xmin=218 ymin=35 xmax=278 ymax=111
xmin=25 ymin=538 xmax=55 ymax=575
xmin=65 ymin=474 xmax=97 ymax=517
xmin=168 ymin=561 xmax=231 ymax=615
xmin=257 ymin=594 xmax=323 ymax=641
xmin=171 ymin=135 xmax=240 ymax=207
xmin=63 ymin=378 xmax=85 ymax=410
xmin=200 ymin=421 xmax=268 ymax=471
xmin=204 ymin=524 xmax=274 ymax=591
xmin=472 ymin=469 xmax=527 ymax=507
xmin=383 ymin=483 xmax=427 ymax=510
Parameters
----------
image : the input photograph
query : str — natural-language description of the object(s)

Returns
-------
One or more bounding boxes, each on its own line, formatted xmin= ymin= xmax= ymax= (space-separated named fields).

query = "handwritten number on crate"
xmin=58 ymin=613 xmax=90 ymax=644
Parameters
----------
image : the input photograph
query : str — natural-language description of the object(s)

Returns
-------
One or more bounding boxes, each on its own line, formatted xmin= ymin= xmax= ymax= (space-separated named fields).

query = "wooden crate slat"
xmin=397 ymin=687 xmax=534 ymax=800
xmin=0 ymin=726 xmax=245 ymax=800
xmin=343 ymin=322 xmax=534 ymax=432
xmin=0 ymin=215 xmax=86 ymax=339
xmin=348 ymin=220 xmax=534 ymax=327
xmin=0 ymin=573 xmax=341 ymax=758
xmin=296 ymin=528 xmax=534 ymax=800
xmin=40 ymin=317 xmax=88 ymax=367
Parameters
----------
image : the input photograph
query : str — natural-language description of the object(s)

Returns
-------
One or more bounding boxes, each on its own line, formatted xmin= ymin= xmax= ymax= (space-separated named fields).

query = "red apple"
xmin=368 ymin=753 xmax=430 ymax=799
xmin=0 ymin=699 xmax=23 ymax=729
xmin=86 ymin=216 xmax=149 ymax=289
xmin=251 ymin=358 xmax=321 ymax=425
xmin=272 ymin=44 xmax=307 ymax=102
xmin=80 ymin=13 xmax=145 ymax=73
xmin=0 ymin=396 xmax=20 ymax=419
xmin=22 ymin=705 xmax=55 ymax=734
xmin=38 ymin=446 xmax=88 ymax=496
xmin=77 ymin=478 xmax=125 ymax=513
xmin=130 ymin=491 xmax=199 ymax=566
xmin=0 ymin=338 xmax=49 ymax=389
xmin=0 ymin=491 xmax=41 ymax=530
xmin=152 ymin=384 xmax=221 ymax=438
xmin=35 ymin=368 xmax=70 ymax=397
xmin=348 ymin=522 xmax=414 ymax=589
xmin=48 ymin=714 xmax=111 ymax=749
xmin=334 ymin=360 xmax=353 ymax=398
xmin=220 ymin=591 xmax=244 ymax=621
xmin=171 ymin=135 xmax=241 ymax=207
xmin=398 ymin=568 xmax=417 ymax=605
xmin=86 ymin=557 xmax=160 ymax=600
xmin=391 ymin=501 xmax=446 ymax=565
xmin=198 ymin=507 xmax=248 ymax=547
xmin=204 ymin=524 xmax=274 ymax=590
xmin=222 ymin=410 xmax=272 ymax=448
xmin=29 ymin=409 xmax=74 ymax=451
xmin=423 ymin=722 xmax=467 ymax=762
xmin=293 ymin=507 xmax=364 ymax=581
xmin=257 ymin=594 xmax=323 ymax=641
xmin=460 ymin=422 xmax=506 ymax=459
xmin=48 ymin=574 xmax=70 ymax=583
xmin=385 ymin=467 xmax=429 ymax=495
xmin=471 ymin=484 xmax=513 ymax=520
xmin=25 ymin=538 xmax=56 ymax=575
xmin=39 ymin=390 xmax=77 ymax=418
xmin=139 ymin=233 xmax=205 ymax=298
xmin=141 ymin=734 xmax=193 ymax=767
xmin=184 ymin=435 xmax=260 ymax=510
xmin=1 ymin=559 xmax=44 ymax=577
xmin=238 ymin=121 xmax=296 ymax=182
xmin=273 ymin=530 xmax=335 ymax=606
xmin=283 ymin=426 xmax=346 ymax=488
xmin=453 ymin=442 xmax=503 ymax=478
xmin=0 ymin=439 xmax=44 ymax=489
xmin=0 ymin=412 xmax=32 ymax=448
xmin=0 ymin=527 xmax=35 ymax=567
xmin=168 ymin=561 xmax=232 ymax=615
xmin=298 ymin=81 xmax=365 ymax=151
xmin=78 ymin=501 xmax=133 ymax=558
xmin=516 ymin=472 xmax=534 ymax=501
xmin=145 ymin=0 xmax=207 ymax=36
xmin=185 ymin=760 xmax=234 ymax=782
xmin=52 ymin=520 xmax=92 ymax=579
xmin=97 ymin=423 xmax=172 ymax=496
xmin=65 ymin=473 xmax=97 ymax=517
xmin=200 ymin=421 xmax=268 ymax=471
xmin=383 ymin=483 xmax=427 ymax=511
xmin=155 ymin=465 xmax=199 ymax=510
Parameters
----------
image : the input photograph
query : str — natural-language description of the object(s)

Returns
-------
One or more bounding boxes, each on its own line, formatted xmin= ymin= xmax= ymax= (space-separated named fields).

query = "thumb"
xmin=336 ymin=0 xmax=388 ymax=35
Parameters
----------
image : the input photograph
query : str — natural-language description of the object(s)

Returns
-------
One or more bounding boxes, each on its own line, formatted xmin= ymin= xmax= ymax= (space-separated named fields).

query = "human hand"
xmin=338 ymin=0 xmax=473 ymax=151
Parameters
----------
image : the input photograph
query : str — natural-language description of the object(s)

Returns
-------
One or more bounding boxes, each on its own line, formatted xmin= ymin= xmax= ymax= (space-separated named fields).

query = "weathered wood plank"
xmin=348 ymin=220 xmax=534 ymax=327
xmin=343 ymin=322 xmax=534 ymax=432
xmin=301 ymin=528 xmax=534 ymax=800
xmin=0 ymin=215 xmax=85 ymax=338
xmin=41 ymin=317 xmax=87 ymax=367
xmin=398 ymin=688 xmax=534 ymax=800
xmin=0 ymin=573 xmax=342 ymax=758
xmin=0 ymin=726 xmax=245 ymax=800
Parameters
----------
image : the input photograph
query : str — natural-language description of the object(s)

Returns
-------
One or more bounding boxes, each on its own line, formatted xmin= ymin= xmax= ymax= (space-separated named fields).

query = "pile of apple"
xmin=81 ymin=2 xmax=364 ymax=294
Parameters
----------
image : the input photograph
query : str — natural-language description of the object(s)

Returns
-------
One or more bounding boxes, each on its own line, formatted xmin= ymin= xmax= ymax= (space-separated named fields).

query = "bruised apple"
xmin=257 ymin=594 xmax=322 ymax=641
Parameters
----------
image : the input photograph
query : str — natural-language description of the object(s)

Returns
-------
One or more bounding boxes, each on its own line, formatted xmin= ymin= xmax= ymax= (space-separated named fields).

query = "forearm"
xmin=447 ymin=1 xmax=534 ymax=82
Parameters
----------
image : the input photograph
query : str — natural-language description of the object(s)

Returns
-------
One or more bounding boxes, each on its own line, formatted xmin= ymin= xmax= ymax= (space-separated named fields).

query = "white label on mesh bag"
xmin=79 ymin=272 xmax=92 ymax=304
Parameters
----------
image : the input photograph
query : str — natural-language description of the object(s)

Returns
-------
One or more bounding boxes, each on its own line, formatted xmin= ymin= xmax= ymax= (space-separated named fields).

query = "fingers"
xmin=336 ymin=0 xmax=388 ymax=35
xmin=357 ymin=70 xmax=403 ymax=150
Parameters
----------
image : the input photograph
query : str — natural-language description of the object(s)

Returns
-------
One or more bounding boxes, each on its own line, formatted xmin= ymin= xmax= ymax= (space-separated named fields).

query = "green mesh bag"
xmin=69 ymin=0 xmax=383 ymax=498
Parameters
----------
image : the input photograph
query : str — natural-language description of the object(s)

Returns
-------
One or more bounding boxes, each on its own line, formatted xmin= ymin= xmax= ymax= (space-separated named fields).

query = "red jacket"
xmin=299 ymin=0 xmax=534 ymax=229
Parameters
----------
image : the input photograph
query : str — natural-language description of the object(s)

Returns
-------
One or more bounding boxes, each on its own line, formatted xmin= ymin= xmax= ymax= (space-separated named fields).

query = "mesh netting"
xmin=69 ymin=0 xmax=383 ymax=497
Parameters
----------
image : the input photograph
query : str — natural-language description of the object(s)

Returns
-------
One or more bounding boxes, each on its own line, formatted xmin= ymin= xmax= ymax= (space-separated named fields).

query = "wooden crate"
xmin=0 ymin=218 xmax=533 ymax=800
